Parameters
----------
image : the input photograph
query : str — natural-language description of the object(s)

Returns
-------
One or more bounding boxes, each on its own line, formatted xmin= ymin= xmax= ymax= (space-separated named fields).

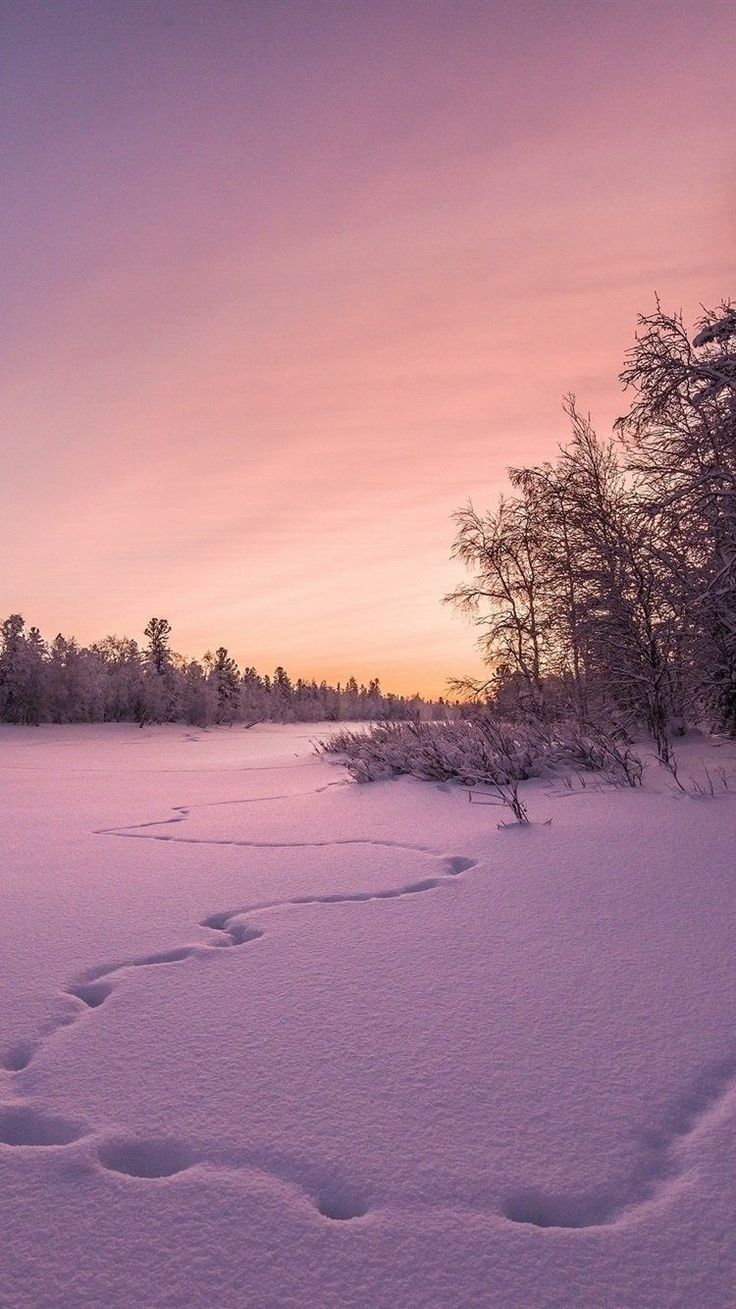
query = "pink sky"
xmin=2 ymin=0 xmax=734 ymax=694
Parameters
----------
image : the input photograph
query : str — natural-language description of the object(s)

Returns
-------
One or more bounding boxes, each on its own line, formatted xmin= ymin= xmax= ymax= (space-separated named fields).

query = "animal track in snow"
xmin=3 ymin=845 xmax=473 ymax=1083
xmin=208 ymin=922 xmax=265 ymax=948
xmin=98 ymin=1136 xmax=197 ymax=1179
xmin=0 ymin=829 xmax=480 ymax=1222
xmin=67 ymin=980 xmax=115 ymax=1009
xmin=315 ymin=1183 xmax=369 ymax=1222
xmin=96 ymin=785 xmax=463 ymax=860
xmin=199 ymin=855 xmax=479 ymax=943
xmin=0 ymin=1108 xmax=366 ymax=1227
xmin=94 ymin=778 xmax=347 ymax=841
xmin=128 ymin=946 xmax=199 ymax=967
xmin=0 ymin=1104 xmax=85 ymax=1147
xmin=93 ymin=1129 xmax=371 ymax=1222
xmin=9 ymin=794 xmax=736 ymax=1234
xmin=503 ymin=1051 xmax=736 ymax=1229
xmin=0 ymin=1040 xmax=38 ymax=1072
xmin=101 ymin=829 xmax=455 ymax=860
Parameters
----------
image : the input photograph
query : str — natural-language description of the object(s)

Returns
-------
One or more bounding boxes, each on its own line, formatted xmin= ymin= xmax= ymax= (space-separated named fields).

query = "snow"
xmin=2 ymin=723 xmax=736 ymax=1308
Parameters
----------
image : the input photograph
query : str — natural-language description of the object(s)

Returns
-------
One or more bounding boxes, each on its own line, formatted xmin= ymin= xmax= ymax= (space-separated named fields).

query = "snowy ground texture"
xmin=2 ymin=724 xmax=736 ymax=1308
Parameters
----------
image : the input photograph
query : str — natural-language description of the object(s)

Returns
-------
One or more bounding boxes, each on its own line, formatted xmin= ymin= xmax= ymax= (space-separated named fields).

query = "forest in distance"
xmin=0 ymin=614 xmax=443 ymax=727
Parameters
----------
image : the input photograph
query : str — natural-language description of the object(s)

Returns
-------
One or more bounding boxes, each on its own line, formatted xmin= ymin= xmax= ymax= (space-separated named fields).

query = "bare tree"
xmin=446 ymin=495 xmax=550 ymax=717
xmin=618 ymin=301 xmax=736 ymax=730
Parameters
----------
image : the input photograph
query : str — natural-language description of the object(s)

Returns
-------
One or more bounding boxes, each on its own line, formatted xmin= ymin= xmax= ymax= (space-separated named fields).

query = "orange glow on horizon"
xmin=2 ymin=1 xmax=735 ymax=697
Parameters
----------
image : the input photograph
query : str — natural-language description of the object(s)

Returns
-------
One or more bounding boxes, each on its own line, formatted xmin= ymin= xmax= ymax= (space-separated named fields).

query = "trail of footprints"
xmin=2 ymin=813 xmax=734 ymax=1230
xmin=0 ymin=840 xmax=475 ymax=1222
xmin=503 ymin=1049 xmax=736 ymax=1229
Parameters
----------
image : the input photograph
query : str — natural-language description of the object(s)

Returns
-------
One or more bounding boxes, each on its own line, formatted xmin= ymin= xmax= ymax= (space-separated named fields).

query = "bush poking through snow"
xmin=468 ymin=780 xmax=530 ymax=825
xmin=662 ymin=755 xmax=732 ymax=797
xmin=319 ymin=714 xmax=644 ymax=815
xmin=542 ymin=721 xmax=644 ymax=788
xmin=321 ymin=716 xmax=539 ymax=823
xmin=319 ymin=716 xmax=540 ymax=788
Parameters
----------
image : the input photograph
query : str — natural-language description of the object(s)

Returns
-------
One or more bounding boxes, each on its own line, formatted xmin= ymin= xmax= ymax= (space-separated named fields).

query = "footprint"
xmin=200 ymin=910 xmax=265 ymax=948
xmin=97 ymin=1136 xmax=196 ymax=1179
xmin=444 ymin=856 xmax=477 ymax=876
xmin=503 ymin=1189 xmax=613 ymax=1229
xmin=218 ymin=923 xmax=264 ymax=948
xmin=0 ymin=1041 xmax=37 ymax=1072
xmin=0 ymin=1105 xmax=85 ymax=1147
xmin=67 ymin=980 xmax=114 ymax=1009
xmin=315 ymin=1183 xmax=369 ymax=1222
xmin=201 ymin=910 xmax=232 ymax=931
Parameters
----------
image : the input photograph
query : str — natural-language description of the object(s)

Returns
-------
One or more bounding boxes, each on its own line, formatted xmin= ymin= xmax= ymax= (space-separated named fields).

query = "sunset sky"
xmin=2 ymin=0 xmax=735 ymax=695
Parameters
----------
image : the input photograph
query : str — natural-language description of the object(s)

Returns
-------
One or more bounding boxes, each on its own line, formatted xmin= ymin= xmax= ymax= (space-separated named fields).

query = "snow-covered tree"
xmin=208 ymin=648 xmax=241 ymax=724
xmin=617 ymin=301 xmax=736 ymax=730
xmin=0 ymin=616 xmax=436 ymax=725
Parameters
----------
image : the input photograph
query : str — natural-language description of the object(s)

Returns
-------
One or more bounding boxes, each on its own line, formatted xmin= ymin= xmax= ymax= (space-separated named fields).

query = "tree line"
xmin=447 ymin=298 xmax=736 ymax=758
xmin=0 ymin=615 xmax=441 ymax=726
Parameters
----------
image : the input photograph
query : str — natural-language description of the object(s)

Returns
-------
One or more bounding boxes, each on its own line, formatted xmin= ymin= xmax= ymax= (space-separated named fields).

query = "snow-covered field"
xmin=2 ymin=723 xmax=736 ymax=1308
